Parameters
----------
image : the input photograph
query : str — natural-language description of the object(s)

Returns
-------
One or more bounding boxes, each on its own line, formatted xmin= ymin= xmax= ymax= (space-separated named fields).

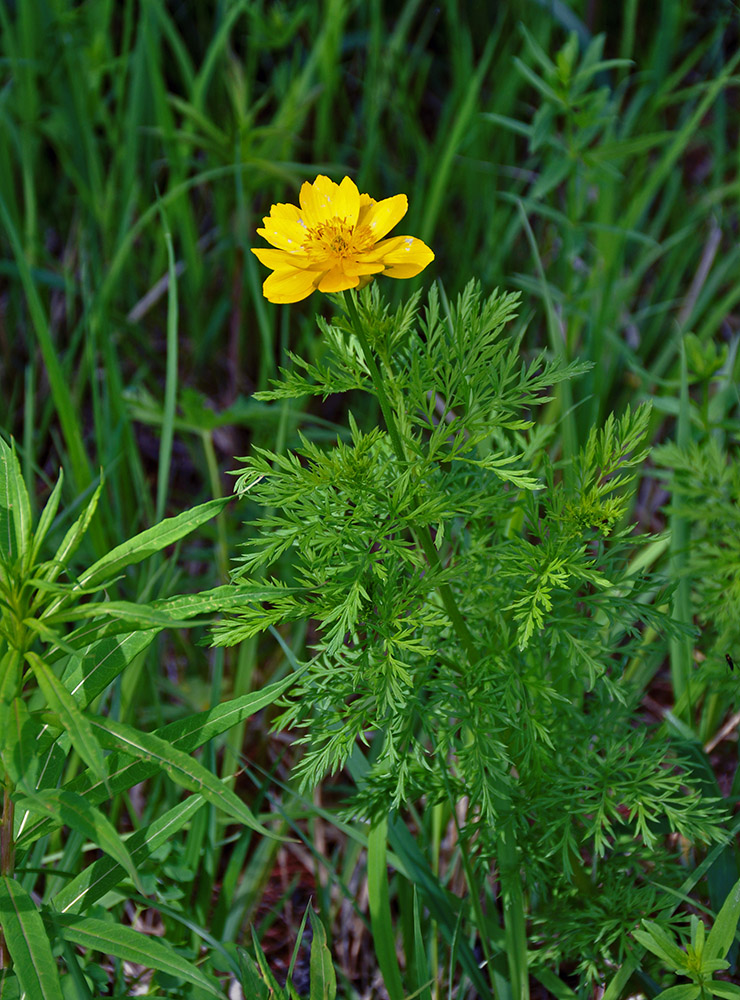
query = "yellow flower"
xmin=251 ymin=174 xmax=435 ymax=303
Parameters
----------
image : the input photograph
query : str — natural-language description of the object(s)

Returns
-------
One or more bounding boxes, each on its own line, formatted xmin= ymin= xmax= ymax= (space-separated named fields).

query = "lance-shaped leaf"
xmin=89 ymin=714 xmax=276 ymax=837
xmin=46 ymin=912 xmax=223 ymax=999
xmin=0 ymin=438 xmax=32 ymax=565
xmin=51 ymin=583 xmax=302 ymax=631
xmin=0 ymin=697 xmax=41 ymax=792
xmin=18 ymin=671 xmax=299 ymax=848
xmin=53 ymin=794 xmax=206 ymax=914
xmin=0 ymin=877 xmax=63 ymax=1000
xmin=0 ymin=969 xmax=20 ymax=999
xmin=74 ymin=496 xmax=229 ymax=592
xmin=633 ymin=921 xmax=687 ymax=970
xmin=309 ymin=908 xmax=337 ymax=1000
xmin=34 ymin=480 xmax=104 ymax=600
xmin=56 ymin=585 xmax=295 ymax=707
xmin=25 ymin=651 xmax=107 ymax=785
xmin=705 ymin=876 xmax=740 ymax=962
xmin=16 ymin=789 xmax=144 ymax=894
xmin=0 ymin=647 xmax=22 ymax=706
xmin=28 ymin=469 xmax=64 ymax=569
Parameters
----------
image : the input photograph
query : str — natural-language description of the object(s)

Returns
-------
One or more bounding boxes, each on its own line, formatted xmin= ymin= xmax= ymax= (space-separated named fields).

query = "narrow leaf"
xmin=25 ymin=651 xmax=107 ymax=784
xmin=309 ymin=909 xmax=336 ymax=1000
xmin=707 ymin=983 xmax=740 ymax=1000
xmin=236 ymin=948 xmax=270 ymax=1000
xmin=368 ymin=817 xmax=404 ymax=1000
xmin=0 ymin=969 xmax=20 ymax=1000
xmin=705 ymin=877 xmax=740 ymax=961
xmin=633 ymin=922 xmax=687 ymax=969
xmin=0 ymin=877 xmax=63 ymax=1000
xmin=38 ymin=481 xmax=104 ymax=595
xmin=650 ymin=986 xmax=700 ymax=1000
xmin=0 ymin=438 xmax=32 ymax=564
xmin=53 ymin=794 xmax=206 ymax=914
xmin=48 ymin=913 xmax=223 ymax=999
xmin=58 ymin=585 xmax=300 ymax=709
xmin=29 ymin=470 xmax=63 ymax=568
xmin=0 ymin=647 xmax=22 ymax=706
xmin=0 ymin=698 xmax=40 ymax=792
xmin=250 ymin=927 xmax=284 ymax=993
xmin=89 ymin=714 xmax=277 ymax=838
xmin=76 ymin=496 xmax=228 ymax=591
xmin=18 ymin=672 xmax=298 ymax=848
xmin=16 ymin=789 xmax=144 ymax=893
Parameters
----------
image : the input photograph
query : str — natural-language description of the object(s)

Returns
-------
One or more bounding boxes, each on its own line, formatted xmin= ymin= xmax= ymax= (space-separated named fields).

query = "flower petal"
xmin=262 ymin=268 xmax=321 ymax=303
xmin=317 ymin=266 xmax=360 ymax=293
xmin=257 ymin=216 xmax=307 ymax=251
xmin=361 ymin=235 xmax=435 ymax=277
xmin=333 ymin=176 xmax=361 ymax=227
xmin=251 ymin=247 xmax=321 ymax=271
xmin=270 ymin=201 xmax=302 ymax=223
xmin=342 ymin=260 xmax=385 ymax=277
xmin=357 ymin=193 xmax=376 ymax=224
xmin=299 ymin=174 xmax=339 ymax=227
xmin=359 ymin=193 xmax=408 ymax=241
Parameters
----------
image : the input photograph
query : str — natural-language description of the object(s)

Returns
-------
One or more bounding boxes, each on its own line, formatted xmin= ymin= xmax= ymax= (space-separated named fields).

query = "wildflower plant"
xmin=217 ymin=177 xmax=725 ymax=992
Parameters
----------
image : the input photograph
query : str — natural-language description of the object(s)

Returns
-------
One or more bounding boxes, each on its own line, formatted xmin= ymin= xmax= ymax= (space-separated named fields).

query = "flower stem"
xmin=343 ymin=291 xmax=479 ymax=666
xmin=343 ymin=288 xmax=530 ymax=1000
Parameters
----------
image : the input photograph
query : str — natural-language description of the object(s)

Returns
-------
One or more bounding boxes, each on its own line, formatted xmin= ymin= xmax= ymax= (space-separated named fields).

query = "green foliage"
xmin=0 ymin=437 xmax=293 ymax=994
xmin=635 ymin=877 xmax=740 ymax=999
xmin=218 ymin=284 xmax=724 ymax=984
xmin=656 ymin=435 xmax=740 ymax=665
xmin=237 ymin=909 xmax=336 ymax=1000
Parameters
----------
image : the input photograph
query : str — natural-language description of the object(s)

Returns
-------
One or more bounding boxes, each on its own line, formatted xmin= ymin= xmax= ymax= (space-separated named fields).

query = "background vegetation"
xmin=1 ymin=0 xmax=739 ymax=997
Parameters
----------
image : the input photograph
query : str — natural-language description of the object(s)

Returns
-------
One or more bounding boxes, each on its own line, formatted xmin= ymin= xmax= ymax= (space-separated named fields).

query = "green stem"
xmin=343 ymin=291 xmax=479 ymax=666
xmin=343 ymin=289 xmax=529 ymax=1000
xmin=343 ymin=291 xmax=406 ymax=462
xmin=0 ymin=785 xmax=14 ymax=969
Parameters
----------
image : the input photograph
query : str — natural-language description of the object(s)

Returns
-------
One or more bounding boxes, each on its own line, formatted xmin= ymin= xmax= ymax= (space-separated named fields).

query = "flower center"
xmin=302 ymin=216 xmax=373 ymax=260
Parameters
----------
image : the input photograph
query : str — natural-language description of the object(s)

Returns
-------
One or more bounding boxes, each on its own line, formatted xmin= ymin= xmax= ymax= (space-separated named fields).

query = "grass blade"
xmin=367 ymin=816 xmax=404 ymax=1000
xmin=155 ymin=206 xmax=179 ymax=524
